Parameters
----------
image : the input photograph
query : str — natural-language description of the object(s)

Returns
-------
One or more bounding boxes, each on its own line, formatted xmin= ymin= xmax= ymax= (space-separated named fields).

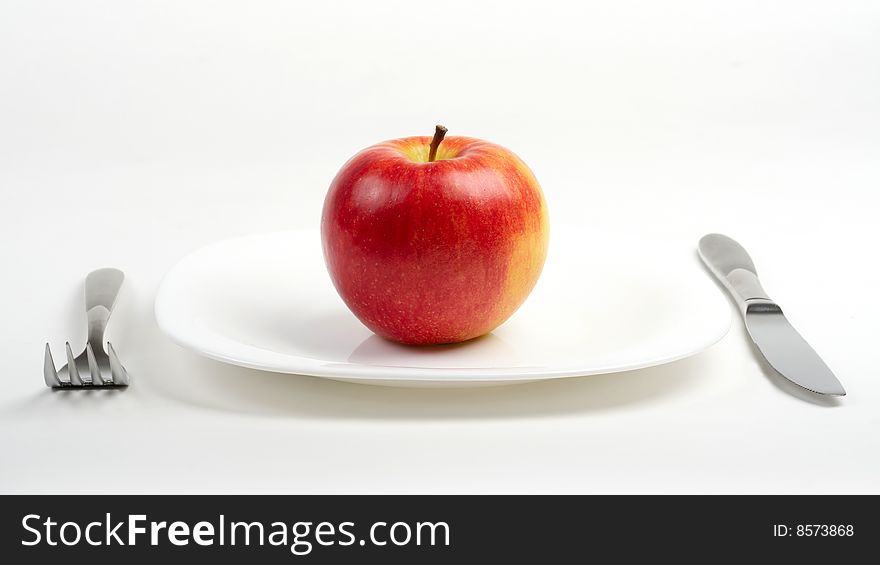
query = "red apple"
xmin=321 ymin=126 xmax=549 ymax=345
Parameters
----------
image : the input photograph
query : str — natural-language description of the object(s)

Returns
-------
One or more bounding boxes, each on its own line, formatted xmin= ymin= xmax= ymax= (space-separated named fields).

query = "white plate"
xmin=155 ymin=226 xmax=731 ymax=387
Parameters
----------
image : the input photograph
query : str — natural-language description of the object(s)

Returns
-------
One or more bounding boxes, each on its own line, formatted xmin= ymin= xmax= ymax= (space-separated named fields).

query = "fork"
xmin=43 ymin=268 xmax=130 ymax=388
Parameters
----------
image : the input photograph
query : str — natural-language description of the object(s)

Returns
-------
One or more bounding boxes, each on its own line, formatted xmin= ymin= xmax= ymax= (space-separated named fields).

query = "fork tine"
xmin=86 ymin=343 xmax=101 ymax=385
xmin=66 ymin=342 xmax=83 ymax=386
xmin=107 ymin=342 xmax=129 ymax=386
xmin=43 ymin=344 xmax=61 ymax=388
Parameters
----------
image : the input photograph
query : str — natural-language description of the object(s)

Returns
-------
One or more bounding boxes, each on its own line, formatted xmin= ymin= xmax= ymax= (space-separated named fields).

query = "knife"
xmin=698 ymin=234 xmax=845 ymax=396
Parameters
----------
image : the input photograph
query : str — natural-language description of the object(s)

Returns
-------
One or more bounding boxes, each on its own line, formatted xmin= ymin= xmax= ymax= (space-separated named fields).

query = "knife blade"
xmin=698 ymin=234 xmax=845 ymax=396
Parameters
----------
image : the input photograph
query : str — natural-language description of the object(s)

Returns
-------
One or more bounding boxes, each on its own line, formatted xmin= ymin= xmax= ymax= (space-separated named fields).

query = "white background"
xmin=1 ymin=0 xmax=878 ymax=493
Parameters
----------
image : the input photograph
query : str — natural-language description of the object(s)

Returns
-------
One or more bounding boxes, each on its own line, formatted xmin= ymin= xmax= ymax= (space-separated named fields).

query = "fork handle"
xmin=86 ymin=268 xmax=125 ymax=347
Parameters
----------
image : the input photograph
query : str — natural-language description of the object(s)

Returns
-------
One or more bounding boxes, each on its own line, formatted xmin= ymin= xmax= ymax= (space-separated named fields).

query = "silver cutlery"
xmin=698 ymin=234 xmax=845 ymax=396
xmin=43 ymin=268 xmax=130 ymax=388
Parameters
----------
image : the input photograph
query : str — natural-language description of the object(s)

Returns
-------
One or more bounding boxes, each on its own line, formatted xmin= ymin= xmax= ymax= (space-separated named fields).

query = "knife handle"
xmin=698 ymin=234 xmax=774 ymax=313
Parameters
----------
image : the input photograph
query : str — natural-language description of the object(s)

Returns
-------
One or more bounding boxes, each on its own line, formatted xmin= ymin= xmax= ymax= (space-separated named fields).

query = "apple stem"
xmin=428 ymin=124 xmax=448 ymax=162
